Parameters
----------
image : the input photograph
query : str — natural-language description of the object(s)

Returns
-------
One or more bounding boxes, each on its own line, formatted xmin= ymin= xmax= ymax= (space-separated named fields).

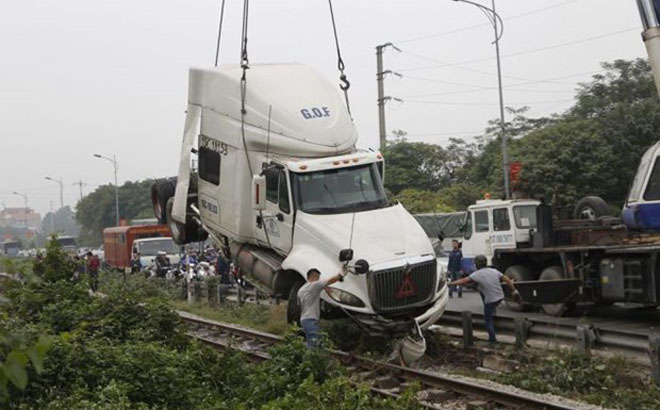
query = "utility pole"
xmin=45 ymin=176 xmax=64 ymax=209
xmin=453 ymin=0 xmax=510 ymax=199
xmin=49 ymin=201 xmax=54 ymax=234
xmin=94 ymin=153 xmax=120 ymax=226
xmin=73 ymin=179 xmax=87 ymax=201
xmin=492 ymin=0 xmax=510 ymax=199
xmin=376 ymin=42 xmax=402 ymax=151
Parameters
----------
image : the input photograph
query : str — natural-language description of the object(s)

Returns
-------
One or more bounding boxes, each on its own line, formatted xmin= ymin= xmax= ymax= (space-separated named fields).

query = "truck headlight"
xmin=325 ymin=287 xmax=365 ymax=308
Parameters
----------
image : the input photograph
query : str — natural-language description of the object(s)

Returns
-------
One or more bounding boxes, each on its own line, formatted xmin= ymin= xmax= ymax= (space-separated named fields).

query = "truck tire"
xmin=573 ymin=196 xmax=610 ymax=221
xmin=504 ymin=265 xmax=533 ymax=312
xmin=539 ymin=266 xmax=575 ymax=316
xmin=166 ymin=197 xmax=187 ymax=245
xmin=287 ymin=280 xmax=305 ymax=326
xmin=152 ymin=178 xmax=176 ymax=224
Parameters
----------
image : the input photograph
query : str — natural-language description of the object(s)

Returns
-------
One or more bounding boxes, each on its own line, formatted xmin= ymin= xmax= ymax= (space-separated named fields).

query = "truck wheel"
xmin=287 ymin=280 xmax=305 ymax=326
xmin=573 ymin=196 xmax=610 ymax=220
xmin=504 ymin=265 xmax=533 ymax=312
xmin=166 ymin=197 xmax=187 ymax=245
xmin=539 ymin=266 xmax=574 ymax=316
xmin=152 ymin=178 xmax=176 ymax=224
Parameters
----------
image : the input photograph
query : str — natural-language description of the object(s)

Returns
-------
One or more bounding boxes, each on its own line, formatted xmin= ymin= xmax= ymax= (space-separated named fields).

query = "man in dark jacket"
xmin=447 ymin=239 xmax=463 ymax=298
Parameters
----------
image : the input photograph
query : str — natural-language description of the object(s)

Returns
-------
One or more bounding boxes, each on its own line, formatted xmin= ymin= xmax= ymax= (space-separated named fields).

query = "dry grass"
xmin=172 ymin=299 xmax=289 ymax=335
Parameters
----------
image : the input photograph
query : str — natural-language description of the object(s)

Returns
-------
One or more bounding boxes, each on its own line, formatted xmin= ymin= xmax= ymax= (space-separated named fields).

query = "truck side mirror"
xmin=354 ymin=259 xmax=370 ymax=274
xmin=339 ymin=248 xmax=353 ymax=262
xmin=252 ymin=175 xmax=266 ymax=211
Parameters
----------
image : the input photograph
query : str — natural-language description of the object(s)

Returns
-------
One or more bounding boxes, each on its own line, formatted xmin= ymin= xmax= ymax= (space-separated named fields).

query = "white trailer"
xmin=152 ymin=64 xmax=448 ymax=340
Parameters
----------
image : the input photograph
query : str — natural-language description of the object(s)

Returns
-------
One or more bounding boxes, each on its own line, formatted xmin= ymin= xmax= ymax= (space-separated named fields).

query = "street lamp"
xmin=452 ymin=0 xmax=510 ymax=199
xmin=44 ymin=176 xmax=64 ymax=210
xmin=12 ymin=192 xmax=28 ymax=229
xmin=94 ymin=153 xmax=120 ymax=226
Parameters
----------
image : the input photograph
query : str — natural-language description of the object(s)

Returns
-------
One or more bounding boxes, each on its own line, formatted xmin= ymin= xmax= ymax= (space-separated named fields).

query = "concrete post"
xmin=649 ymin=334 xmax=660 ymax=385
xmin=217 ymin=284 xmax=228 ymax=304
xmin=193 ymin=282 xmax=201 ymax=302
xmin=514 ymin=317 xmax=532 ymax=348
xmin=576 ymin=324 xmax=596 ymax=355
xmin=462 ymin=311 xmax=473 ymax=348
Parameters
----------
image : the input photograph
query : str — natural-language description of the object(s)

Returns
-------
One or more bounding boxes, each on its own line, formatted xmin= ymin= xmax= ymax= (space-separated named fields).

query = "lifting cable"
xmin=214 ymin=0 xmax=227 ymax=66
xmin=236 ymin=0 xmax=272 ymax=249
xmin=327 ymin=0 xmax=352 ymax=117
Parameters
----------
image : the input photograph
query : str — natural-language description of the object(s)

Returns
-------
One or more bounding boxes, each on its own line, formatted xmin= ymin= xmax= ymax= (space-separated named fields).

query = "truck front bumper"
xmin=345 ymin=285 xmax=449 ymax=337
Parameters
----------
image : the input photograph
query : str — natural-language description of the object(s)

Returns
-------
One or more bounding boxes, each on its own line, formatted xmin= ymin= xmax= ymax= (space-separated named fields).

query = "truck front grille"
xmin=368 ymin=260 xmax=437 ymax=313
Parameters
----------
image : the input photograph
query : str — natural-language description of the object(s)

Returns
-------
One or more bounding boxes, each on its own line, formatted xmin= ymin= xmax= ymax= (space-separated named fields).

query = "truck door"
xmin=490 ymin=207 xmax=516 ymax=251
xmin=256 ymin=163 xmax=294 ymax=255
xmin=462 ymin=209 xmax=493 ymax=261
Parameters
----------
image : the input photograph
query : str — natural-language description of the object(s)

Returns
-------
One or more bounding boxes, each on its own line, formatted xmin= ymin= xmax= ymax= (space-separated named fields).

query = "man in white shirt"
xmin=297 ymin=267 xmax=346 ymax=347
xmin=448 ymin=255 xmax=521 ymax=343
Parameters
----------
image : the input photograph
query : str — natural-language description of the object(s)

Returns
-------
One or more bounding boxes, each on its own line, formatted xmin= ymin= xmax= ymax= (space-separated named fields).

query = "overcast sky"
xmin=0 ymin=0 xmax=647 ymax=216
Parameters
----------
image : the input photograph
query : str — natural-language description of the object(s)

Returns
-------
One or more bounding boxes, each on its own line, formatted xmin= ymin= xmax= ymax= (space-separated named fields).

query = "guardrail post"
xmin=193 ymin=282 xmax=202 ymax=302
xmin=514 ymin=317 xmax=532 ymax=348
xmin=649 ymin=334 xmax=660 ymax=385
xmin=576 ymin=324 xmax=596 ymax=355
xmin=238 ymin=286 xmax=246 ymax=306
xmin=186 ymin=279 xmax=193 ymax=304
xmin=181 ymin=280 xmax=187 ymax=300
xmin=217 ymin=284 xmax=228 ymax=305
xmin=462 ymin=311 xmax=473 ymax=348
xmin=254 ymin=288 xmax=260 ymax=305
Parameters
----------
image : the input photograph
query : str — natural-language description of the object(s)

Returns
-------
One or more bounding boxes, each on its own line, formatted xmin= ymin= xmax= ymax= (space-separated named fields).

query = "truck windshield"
xmin=137 ymin=239 xmax=178 ymax=256
xmin=513 ymin=206 xmax=537 ymax=229
xmin=291 ymin=163 xmax=389 ymax=215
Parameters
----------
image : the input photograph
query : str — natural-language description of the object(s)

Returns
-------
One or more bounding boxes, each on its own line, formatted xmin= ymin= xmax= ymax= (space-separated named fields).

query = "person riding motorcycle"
xmin=154 ymin=251 xmax=171 ymax=278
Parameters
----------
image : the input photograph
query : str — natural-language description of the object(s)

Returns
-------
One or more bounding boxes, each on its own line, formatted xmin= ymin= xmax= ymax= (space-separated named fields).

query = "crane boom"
xmin=638 ymin=0 xmax=660 ymax=96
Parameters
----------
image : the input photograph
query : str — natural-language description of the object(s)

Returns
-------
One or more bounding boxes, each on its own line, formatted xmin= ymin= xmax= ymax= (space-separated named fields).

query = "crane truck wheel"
xmin=573 ymin=196 xmax=611 ymax=221
xmin=152 ymin=178 xmax=176 ymax=224
xmin=539 ymin=266 xmax=575 ymax=316
xmin=504 ymin=265 xmax=534 ymax=312
xmin=166 ymin=197 xmax=187 ymax=245
xmin=286 ymin=279 xmax=305 ymax=326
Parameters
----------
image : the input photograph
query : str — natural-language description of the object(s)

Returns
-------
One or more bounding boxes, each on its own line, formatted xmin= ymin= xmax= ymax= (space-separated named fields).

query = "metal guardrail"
xmin=434 ymin=309 xmax=653 ymax=359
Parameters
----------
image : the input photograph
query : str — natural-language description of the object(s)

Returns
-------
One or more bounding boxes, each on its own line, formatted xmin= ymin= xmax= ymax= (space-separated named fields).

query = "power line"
xmin=403 ymin=129 xmax=485 ymax=137
xmin=404 ymin=98 xmax=574 ymax=106
xmin=399 ymin=27 xmax=638 ymax=72
xmin=398 ymin=70 xmax=599 ymax=98
xmin=395 ymin=0 xmax=582 ymax=44
xmin=401 ymin=61 xmax=600 ymax=86
xmin=400 ymin=87 xmax=574 ymax=99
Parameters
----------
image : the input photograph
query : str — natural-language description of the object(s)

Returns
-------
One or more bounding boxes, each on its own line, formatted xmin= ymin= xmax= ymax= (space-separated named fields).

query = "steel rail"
xmin=179 ymin=312 xmax=584 ymax=410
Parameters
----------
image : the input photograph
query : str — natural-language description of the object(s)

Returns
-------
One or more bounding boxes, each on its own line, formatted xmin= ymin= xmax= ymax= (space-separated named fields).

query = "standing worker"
xmin=85 ymin=251 xmax=101 ymax=293
xmin=297 ymin=267 xmax=347 ymax=348
xmin=447 ymin=239 xmax=463 ymax=298
xmin=448 ymin=255 xmax=521 ymax=343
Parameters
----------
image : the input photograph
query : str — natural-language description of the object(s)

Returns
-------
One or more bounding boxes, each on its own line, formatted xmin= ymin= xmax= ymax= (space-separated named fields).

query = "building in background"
xmin=0 ymin=207 xmax=41 ymax=230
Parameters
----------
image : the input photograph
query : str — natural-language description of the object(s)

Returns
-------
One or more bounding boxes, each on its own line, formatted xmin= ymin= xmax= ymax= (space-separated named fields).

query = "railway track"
xmin=179 ymin=311 xmax=586 ymax=410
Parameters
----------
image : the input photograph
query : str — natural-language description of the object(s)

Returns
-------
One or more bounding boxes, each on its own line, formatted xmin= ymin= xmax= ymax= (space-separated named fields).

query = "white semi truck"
xmin=151 ymin=63 xmax=448 ymax=340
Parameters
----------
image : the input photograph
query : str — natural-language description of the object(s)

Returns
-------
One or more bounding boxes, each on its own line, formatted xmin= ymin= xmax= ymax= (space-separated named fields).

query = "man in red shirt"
xmin=85 ymin=251 xmax=101 ymax=292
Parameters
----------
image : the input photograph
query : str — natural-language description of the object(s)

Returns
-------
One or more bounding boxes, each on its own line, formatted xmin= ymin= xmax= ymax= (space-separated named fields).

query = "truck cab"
xmin=157 ymin=63 xmax=449 ymax=339
xmin=460 ymin=199 xmax=540 ymax=272
xmin=622 ymin=140 xmax=660 ymax=231
xmin=132 ymin=237 xmax=180 ymax=270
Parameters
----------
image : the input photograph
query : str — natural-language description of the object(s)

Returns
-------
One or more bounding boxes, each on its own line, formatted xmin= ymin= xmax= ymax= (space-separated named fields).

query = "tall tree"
xmin=76 ymin=180 xmax=155 ymax=245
